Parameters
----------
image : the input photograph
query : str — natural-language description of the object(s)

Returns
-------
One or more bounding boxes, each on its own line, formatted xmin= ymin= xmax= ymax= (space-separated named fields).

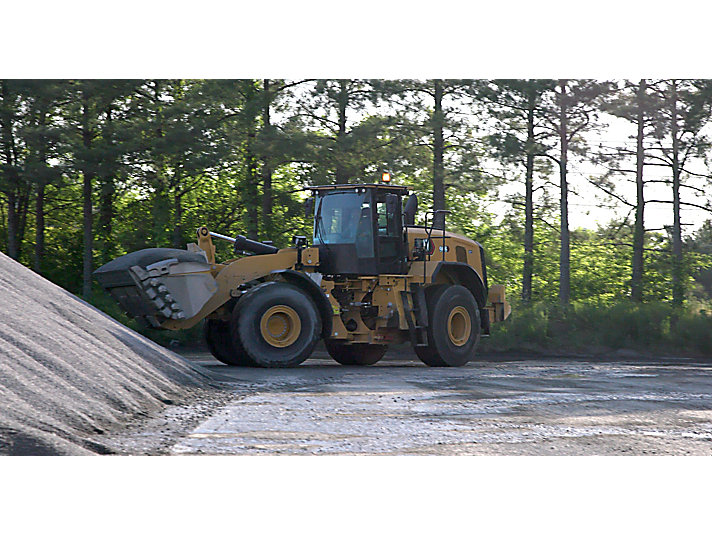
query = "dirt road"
xmin=101 ymin=349 xmax=712 ymax=455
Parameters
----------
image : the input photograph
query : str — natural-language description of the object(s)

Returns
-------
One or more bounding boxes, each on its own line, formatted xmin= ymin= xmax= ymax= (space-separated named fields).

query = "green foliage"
xmin=483 ymin=300 xmax=712 ymax=355
xmin=2 ymin=78 xmax=712 ymax=353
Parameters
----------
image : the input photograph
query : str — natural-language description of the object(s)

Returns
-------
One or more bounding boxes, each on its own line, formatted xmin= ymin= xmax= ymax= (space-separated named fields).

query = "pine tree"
xmin=20 ymin=80 xmax=68 ymax=273
xmin=296 ymin=79 xmax=387 ymax=184
xmin=480 ymin=79 xmax=557 ymax=302
xmin=376 ymin=79 xmax=487 ymax=224
xmin=596 ymin=79 xmax=665 ymax=301
xmin=542 ymin=80 xmax=610 ymax=305
xmin=646 ymin=80 xmax=712 ymax=307
xmin=0 ymin=80 xmax=32 ymax=261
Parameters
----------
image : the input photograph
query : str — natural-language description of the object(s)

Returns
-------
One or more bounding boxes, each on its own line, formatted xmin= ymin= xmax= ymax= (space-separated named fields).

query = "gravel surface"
xmin=102 ymin=350 xmax=712 ymax=455
xmin=0 ymin=252 xmax=212 ymax=455
xmin=4 ymin=248 xmax=710 ymax=456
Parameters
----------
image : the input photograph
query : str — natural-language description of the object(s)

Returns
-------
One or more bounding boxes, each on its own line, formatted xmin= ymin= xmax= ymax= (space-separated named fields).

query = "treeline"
xmin=1 ymin=79 xmax=712 ymax=318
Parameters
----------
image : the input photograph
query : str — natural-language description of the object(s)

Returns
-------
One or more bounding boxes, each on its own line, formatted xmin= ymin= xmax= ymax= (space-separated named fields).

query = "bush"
xmin=482 ymin=300 xmax=712 ymax=356
xmin=670 ymin=310 xmax=712 ymax=353
xmin=481 ymin=302 xmax=551 ymax=351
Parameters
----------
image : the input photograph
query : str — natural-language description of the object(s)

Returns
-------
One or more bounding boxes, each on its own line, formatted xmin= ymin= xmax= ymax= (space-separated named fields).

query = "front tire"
xmin=204 ymin=318 xmax=253 ymax=366
xmin=231 ymin=282 xmax=321 ymax=368
xmin=325 ymin=340 xmax=387 ymax=366
xmin=414 ymin=284 xmax=481 ymax=367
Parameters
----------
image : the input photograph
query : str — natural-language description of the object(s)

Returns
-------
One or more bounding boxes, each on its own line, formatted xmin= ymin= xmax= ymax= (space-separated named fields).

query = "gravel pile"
xmin=0 ymin=252 xmax=211 ymax=455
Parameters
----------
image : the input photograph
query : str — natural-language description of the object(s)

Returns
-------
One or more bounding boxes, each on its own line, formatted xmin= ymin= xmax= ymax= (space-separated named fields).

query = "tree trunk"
xmin=98 ymin=175 xmax=114 ymax=264
xmin=151 ymin=81 xmax=170 ymax=247
xmin=334 ymin=80 xmax=348 ymax=183
xmin=241 ymin=80 xmax=260 ymax=240
xmin=151 ymin=184 xmax=170 ymax=247
xmin=6 ymin=191 xmax=18 ymax=259
xmin=432 ymin=79 xmax=446 ymax=213
xmin=34 ymin=182 xmax=45 ymax=273
xmin=245 ymin=140 xmax=259 ymax=240
xmin=522 ymin=91 xmax=536 ymax=303
xmin=1 ymin=80 xmax=20 ymax=259
xmin=631 ymin=79 xmax=646 ymax=302
xmin=4 ymin=186 xmax=30 ymax=262
xmin=83 ymin=170 xmax=94 ymax=300
xmin=17 ymin=186 xmax=30 ymax=255
xmin=670 ymin=80 xmax=683 ymax=307
xmin=98 ymin=106 xmax=115 ymax=264
xmin=558 ymin=80 xmax=570 ymax=306
xmin=81 ymin=93 xmax=94 ymax=301
xmin=34 ymin=104 xmax=49 ymax=273
xmin=261 ymin=79 xmax=274 ymax=238
xmin=172 ymin=191 xmax=183 ymax=248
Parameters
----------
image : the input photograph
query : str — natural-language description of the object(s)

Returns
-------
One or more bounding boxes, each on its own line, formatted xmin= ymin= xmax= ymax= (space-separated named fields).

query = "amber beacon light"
xmin=381 ymin=172 xmax=391 ymax=183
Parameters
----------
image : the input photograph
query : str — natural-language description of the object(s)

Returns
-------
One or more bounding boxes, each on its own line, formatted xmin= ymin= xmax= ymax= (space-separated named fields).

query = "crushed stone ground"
xmin=4 ymin=248 xmax=711 ymax=456
xmin=0 ymin=252 xmax=212 ymax=455
xmin=101 ymin=352 xmax=712 ymax=455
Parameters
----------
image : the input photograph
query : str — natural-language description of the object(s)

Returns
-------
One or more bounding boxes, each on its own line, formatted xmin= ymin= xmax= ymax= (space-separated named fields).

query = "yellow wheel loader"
xmin=95 ymin=183 xmax=511 ymax=368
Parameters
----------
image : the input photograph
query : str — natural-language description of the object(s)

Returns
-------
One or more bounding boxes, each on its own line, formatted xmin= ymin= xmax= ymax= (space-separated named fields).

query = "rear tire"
xmin=231 ymin=282 xmax=321 ymax=368
xmin=414 ymin=284 xmax=480 ymax=367
xmin=204 ymin=318 xmax=253 ymax=366
xmin=325 ymin=340 xmax=386 ymax=366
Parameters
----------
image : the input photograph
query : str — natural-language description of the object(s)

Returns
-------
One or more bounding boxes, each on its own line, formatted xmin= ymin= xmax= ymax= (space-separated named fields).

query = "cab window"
xmin=314 ymin=191 xmax=374 ymax=258
xmin=376 ymin=201 xmax=397 ymax=236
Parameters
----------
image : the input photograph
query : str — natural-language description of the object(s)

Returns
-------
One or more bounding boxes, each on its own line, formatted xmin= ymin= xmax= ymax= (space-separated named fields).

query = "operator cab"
xmin=307 ymin=184 xmax=410 ymax=275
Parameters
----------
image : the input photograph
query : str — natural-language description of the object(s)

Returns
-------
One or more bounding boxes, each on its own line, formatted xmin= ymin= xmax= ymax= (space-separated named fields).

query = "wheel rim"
xmin=447 ymin=306 xmax=471 ymax=346
xmin=260 ymin=305 xmax=301 ymax=348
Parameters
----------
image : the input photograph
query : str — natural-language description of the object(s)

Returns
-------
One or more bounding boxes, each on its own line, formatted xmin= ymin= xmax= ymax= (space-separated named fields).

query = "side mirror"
xmin=403 ymin=194 xmax=418 ymax=226
xmin=305 ymin=196 xmax=315 ymax=218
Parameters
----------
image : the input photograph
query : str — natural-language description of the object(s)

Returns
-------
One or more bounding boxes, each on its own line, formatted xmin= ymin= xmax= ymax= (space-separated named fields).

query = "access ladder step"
xmin=401 ymin=288 xmax=429 ymax=347
xmin=413 ymin=325 xmax=429 ymax=347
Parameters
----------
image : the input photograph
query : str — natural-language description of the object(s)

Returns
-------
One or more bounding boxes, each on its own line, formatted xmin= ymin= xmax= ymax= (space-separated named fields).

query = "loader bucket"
xmin=94 ymin=248 xmax=218 ymax=328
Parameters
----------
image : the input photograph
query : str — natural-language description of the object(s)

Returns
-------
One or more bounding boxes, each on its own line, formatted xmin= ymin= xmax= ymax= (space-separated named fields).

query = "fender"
xmin=271 ymin=269 xmax=333 ymax=339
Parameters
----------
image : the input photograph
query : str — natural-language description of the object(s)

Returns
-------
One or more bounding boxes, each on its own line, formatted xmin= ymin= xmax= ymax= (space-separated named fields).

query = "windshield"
xmin=314 ymin=190 xmax=374 ymax=258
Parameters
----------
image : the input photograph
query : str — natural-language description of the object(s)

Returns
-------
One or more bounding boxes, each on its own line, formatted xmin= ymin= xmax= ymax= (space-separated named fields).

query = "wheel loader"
xmin=95 ymin=182 xmax=511 ymax=368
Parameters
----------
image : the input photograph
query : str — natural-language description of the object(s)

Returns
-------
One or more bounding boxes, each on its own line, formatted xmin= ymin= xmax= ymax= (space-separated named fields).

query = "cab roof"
xmin=307 ymin=183 xmax=410 ymax=195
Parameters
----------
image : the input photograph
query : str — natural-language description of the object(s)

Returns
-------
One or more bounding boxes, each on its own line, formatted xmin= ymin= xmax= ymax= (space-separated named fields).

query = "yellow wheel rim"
xmin=447 ymin=306 xmax=471 ymax=347
xmin=260 ymin=305 xmax=301 ymax=348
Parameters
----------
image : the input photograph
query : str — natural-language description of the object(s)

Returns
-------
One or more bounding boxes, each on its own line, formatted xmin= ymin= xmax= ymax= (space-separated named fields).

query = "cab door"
xmin=375 ymin=192 xmax=406 ymax=274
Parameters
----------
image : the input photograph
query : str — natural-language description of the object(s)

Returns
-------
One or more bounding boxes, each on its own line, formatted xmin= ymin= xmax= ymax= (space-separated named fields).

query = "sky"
xmin=288 ymin=80 xmax=711 ymax=236
xmin=492 ymin=113 xmax=712 ymax=234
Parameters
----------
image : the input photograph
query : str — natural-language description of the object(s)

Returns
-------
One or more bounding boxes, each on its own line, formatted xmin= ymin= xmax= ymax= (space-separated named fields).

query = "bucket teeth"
xmin=126 ymin=263 xmax=183 ymax=321
xmin=129 ymin=265 xmax=149 ymax=281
